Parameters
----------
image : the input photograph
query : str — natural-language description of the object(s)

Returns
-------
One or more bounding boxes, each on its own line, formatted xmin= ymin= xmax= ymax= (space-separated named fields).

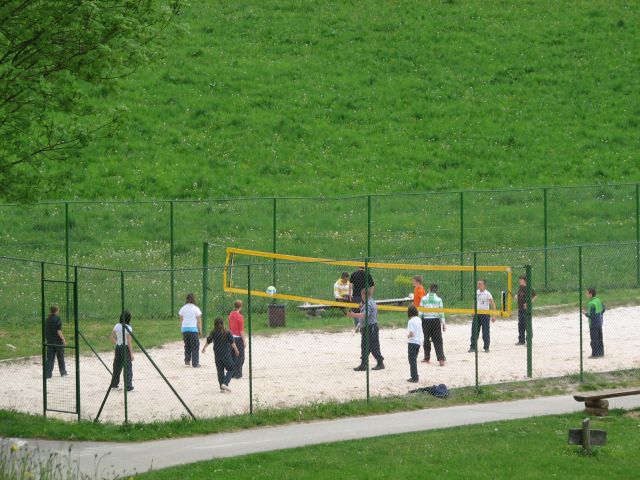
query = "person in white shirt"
xmin=406 ymin=305 xmax=423 ymax=383
xmin=420 ymin=284 xmax=446 ymax=366
xmin=469 ymin=279 xmax=496 ymax=353
xmin=334 ymin=271 xmax=352 ymax=314
xmin=110 ymin=310 xmax=134 ymax=391
xmin=179 ymin=293 xmax=203 ymax=368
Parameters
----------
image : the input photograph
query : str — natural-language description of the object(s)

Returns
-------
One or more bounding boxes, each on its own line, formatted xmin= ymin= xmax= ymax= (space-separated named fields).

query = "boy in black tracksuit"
xmin=202 ymin=317 xmax=239 ymax=392
xmin=110 ymin=310 xmax=134 ymax=391
xmin=45 ymin=305 xmax=67 ymax=378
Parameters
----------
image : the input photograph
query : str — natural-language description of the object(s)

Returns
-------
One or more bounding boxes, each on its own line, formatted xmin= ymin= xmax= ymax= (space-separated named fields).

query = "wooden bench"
xmin=298 ymin=296 xmax=413 ymax=316
xmin=573 ymin=388 xmax=640 ymax=416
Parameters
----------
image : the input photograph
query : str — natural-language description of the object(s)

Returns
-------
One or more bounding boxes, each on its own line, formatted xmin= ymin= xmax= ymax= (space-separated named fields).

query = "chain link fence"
xmin=0 ymin=239 xmax=638 ymax=423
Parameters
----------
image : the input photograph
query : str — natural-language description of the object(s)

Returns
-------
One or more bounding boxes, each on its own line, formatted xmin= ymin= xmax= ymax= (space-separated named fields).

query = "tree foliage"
xmin=0 ymin=0 xmax=182 ymax=201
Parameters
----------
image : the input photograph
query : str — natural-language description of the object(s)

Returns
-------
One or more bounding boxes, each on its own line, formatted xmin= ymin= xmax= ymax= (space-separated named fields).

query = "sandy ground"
xmin=1 ymin=307 xmax=639 ymax=424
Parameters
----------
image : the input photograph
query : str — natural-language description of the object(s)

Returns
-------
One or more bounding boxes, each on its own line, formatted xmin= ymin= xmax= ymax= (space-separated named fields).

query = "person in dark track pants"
xmin=202 ymin=317 xmax=239 ymax=392
xmin=406 ymin=305 xmax=423 ymax=383
xmin=110 ymin=310 xmax=134 ymax=391
xmin=583 ymin=288 xmax=605 ymax=358
xmin=179 ymin=293 xmax=202 ymax=368
xmin=228 ymin=300 xmax=246 ymax=379
xmin=514 ymin=275 xmax=537 ymax=345
xmin=348 ymin=288 xmax=385 ymax=371
xmin=469 ymin=279 xmax=496 ymax=353
xmin=420 ymin=284 xmax=447 ymax=366
xmin=45 ymin=305 xmax=67 ymax=379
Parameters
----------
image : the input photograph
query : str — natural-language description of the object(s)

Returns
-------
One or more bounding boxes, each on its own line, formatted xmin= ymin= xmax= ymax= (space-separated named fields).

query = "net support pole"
xmin=272 ymin=198 xmax=277 ymax=298
xmin=364 ymin=258 xmax=370 ymax=403
xmin=170 ymin=200 xmax=175 ymax=317
xmin=121 ymin=270 xmax=128 ymax=424
xmin=578 ymin=246 xmax=584 ymax=383
xmin=460 ymin=191 xmax=464 ymax=301
xmin=525 ymin=264 xmax=533 ymax=378
xmin=248 ymin=265 xmax=253 ymax=414
xmin=41 ymin=262 xmax=47 ymax=417
xmin=473 ymin=252 xmax=479 ymax=391
xmin=202 ymin=242 xmax=209 ymax=334
xmin=74 ymin=266 xmax=80 ymax=422
xmin=543 ymin=188 xmax=548 ymax=289
xmin=65 ymin=202 xmax=70 ymax=281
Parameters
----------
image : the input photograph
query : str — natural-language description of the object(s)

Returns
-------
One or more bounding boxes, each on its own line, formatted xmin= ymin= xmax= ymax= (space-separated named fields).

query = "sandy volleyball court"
xmin=1 ymin=307 xmax=639 ymax=423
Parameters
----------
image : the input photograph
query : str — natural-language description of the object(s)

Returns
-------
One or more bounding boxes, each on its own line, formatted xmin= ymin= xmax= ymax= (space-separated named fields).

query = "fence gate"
xmin=42 ymin=272 xmax=80 ymax=421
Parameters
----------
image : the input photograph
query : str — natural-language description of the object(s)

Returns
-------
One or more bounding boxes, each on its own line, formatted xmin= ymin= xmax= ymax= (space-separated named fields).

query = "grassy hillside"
xmin=48 ymin=0 xmax=639 ymax=200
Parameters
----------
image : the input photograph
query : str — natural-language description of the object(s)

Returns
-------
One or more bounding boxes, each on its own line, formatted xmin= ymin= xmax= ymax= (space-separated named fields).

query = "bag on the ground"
xmin=409 ymin=383 xmax=449 ymax=398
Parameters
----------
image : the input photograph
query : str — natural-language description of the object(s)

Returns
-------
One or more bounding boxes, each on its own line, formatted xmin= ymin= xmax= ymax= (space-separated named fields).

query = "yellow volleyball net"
xmin=224 ymin=247 xmax=513 ymax=317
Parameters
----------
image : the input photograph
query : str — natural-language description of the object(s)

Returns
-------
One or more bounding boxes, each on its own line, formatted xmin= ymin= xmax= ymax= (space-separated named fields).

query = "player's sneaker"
xmin=220 ymin=384 xmax=231 ymax=392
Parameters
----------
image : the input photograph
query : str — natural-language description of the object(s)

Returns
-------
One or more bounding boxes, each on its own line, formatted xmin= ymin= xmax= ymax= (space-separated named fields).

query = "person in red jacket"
xmin=228 ymin=300 xmax=246 ymax=379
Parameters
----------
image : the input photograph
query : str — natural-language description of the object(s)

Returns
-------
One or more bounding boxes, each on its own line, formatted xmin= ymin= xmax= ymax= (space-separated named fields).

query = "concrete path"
xmin=5 ymin=394 xmax=640 ymax=479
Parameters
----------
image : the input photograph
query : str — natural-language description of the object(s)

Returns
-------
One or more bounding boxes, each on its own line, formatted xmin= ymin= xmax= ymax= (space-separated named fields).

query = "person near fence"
xmin=515 ymin=275 xmax=537 ymax=345
xmin=202 ymin=317 xmax=239 ymax=392
xmin=334 ymin=271 xmax=352 ymax=314
xmin=348 ymin=288 xmax=385 ymax=371
xmin=110 ymin=310 xmax=134 ymax=391
xmin=583 ymin=288 xmax=605 ymax=358
xmin=420 ymin=284 xmax=446 ymax=366
xmin=228 ymin=300 xmax=246 ymax=379
xmin=412 ymin=275 xmax=426 ymax=308
xmin=45 ymin=305 xmax=67 ymax=379
xmin=179 ymin=293 xmax=202 ymax=368
xmin=406 ymin=305 xmax=423 ymax=383
xmin=469 ymin=279 xmax=496 ymax=353
xmin=349 ymin=266 xmax=375 ymax=326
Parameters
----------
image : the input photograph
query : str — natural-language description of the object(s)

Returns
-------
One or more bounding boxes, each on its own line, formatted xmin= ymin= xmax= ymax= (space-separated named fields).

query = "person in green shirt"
xmin=582 ymin=288 xmax=605 ymax=358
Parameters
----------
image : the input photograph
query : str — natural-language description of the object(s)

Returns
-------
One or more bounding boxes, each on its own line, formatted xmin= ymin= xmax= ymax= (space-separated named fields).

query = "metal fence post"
xmin=65 ymin=202 xmax=70 ymax=282
xmin=247 ymin=265 xmax=253 ymax=415
xmin=121 ymin=270 xmax=128 ymax=423
xmin=473 ymin=252 xmax=478 ymax=391
xmin=202 ymin=242 xmax=209 ymax=335
xmin=525 ymin=264 xmax=533 ymax=378
xmin=41 ymin=262 xmax=47 ymax=417
xmin=364 ymin=258 xmax=370 ymax=403
xmin=543 ymin=188 xmax=548 ymax=289
xmin=367 ymin=195 xmax=372 ymax=257
xmin=74 ymin=266 xmax=80 ymax=422
xmin=170 ymin=200 xmax=175 ymax=317
xmin=636 ymin=183 xmax=639 ymax=286
xmin=460 ymin=191 xmax=464 ymax=301
xmin=578 ymin=246 xmax=583 ymax=383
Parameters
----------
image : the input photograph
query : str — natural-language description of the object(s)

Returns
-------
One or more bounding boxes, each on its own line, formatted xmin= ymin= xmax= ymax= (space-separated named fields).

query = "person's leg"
xmin=470 ymin=316 xmax=479 ymax=351
xmin=421 ymin=317 xmax=429 ymax=360
xmin=408 ymin=343 xmax=419 ymax=381
xmin=190 ymin=333 xmax=200 ymax=367
xmin=370 ymin=324 xmax=384 ymax=365
xmin=589 ymin=322 xmax=597 ymax=356
xmin=183 ymin=333 xmax=190 ymax=365
xmin=431 ymin=320 xmax=445 ymax=362
xmin=232 ymin=337 xmax=244 ymax=378
xmin=358 ymin=328 xmax=367 ymax=366
xmin=125 ymin=349 xmax=133 ymax=389
xmin=222 ymin=355 xmax=235 ymax=386
xmin=481 ymin=315 xmax=490 ymax=351
xmin=45 ymin=346 xmax=55 ymax=378
xmin=518 ymin=309 xmax=526 ymax=344
xmin=215 ymin=356 xmax=224 ymax=386
xmin=111 ymin=347 xmax=123 ymax=388
xmin=598 ymin=320 xmax=604 ymax=356
xmin=56 ymin=346 xmax=67 ymax=375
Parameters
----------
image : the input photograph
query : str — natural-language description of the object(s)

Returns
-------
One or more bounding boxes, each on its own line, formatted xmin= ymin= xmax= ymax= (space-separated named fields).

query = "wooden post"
xmin=581 ymin=418 xmax=591 ymax=451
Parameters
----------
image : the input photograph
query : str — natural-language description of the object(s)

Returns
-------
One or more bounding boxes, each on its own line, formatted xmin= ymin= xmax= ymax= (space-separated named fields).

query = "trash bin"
xmin=268 ymin=304 xmax=285 ymax=327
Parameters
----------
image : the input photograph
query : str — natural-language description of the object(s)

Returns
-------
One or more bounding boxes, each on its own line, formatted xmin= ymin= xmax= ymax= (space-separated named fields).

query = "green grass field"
xmin=134 ymin=408 xmax=640 ymax=480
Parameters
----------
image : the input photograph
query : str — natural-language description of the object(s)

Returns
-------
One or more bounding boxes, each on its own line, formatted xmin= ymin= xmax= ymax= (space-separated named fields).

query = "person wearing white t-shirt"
xmin=110 ymin=310 xmax=134 ymax=391
xmin=469 ymin=279 xmax=496 ymax=353
xmin=406 ymin=305 xmax=424 ymax=383
xmin=179 ymin=293 xmax=203 ymax=368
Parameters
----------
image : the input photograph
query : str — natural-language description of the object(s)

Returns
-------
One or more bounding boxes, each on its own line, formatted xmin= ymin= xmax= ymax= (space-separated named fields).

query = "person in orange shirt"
xmin=412 ymin=275 xmax=426 ymax=308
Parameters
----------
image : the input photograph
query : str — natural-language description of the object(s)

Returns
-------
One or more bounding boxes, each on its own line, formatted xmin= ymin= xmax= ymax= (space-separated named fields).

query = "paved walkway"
xmin=5 ymin=394 xmax=640 ymax=479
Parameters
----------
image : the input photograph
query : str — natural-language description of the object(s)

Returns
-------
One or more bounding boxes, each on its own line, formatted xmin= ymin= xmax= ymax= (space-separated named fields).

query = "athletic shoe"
xmin=220 ymin=384 xmax=231 ymax=392
xmin=233 ymin=375 xmax=242 ymax=379
xmin=60 ymin=372 xmax=68 ymax=377
xmin=484 ymin=348 xmax=490 ymax=353
xmin=515 ymin=342 xmax=525 ymax=346
xmin=438 ymin=360 xmax=445 ymax=367
xmin=421 ymin=358 xmax=430 ymax=364
xmin=185 ymin=361 xmax=190 ymax=366
xmin=468 ymin=348 xmax=476 ymax=353
xmin=372 ymin=363 xmax=385 ymax=370
xmin=126 ymin=386 xmax=134 ymax=392
xmin=407 ymin=378 xmax=419 ymax=383
xmin=193 ymin=364 xmax=201 ymax=368
xmin=353 ymin=365 xmax=366 ymax=371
